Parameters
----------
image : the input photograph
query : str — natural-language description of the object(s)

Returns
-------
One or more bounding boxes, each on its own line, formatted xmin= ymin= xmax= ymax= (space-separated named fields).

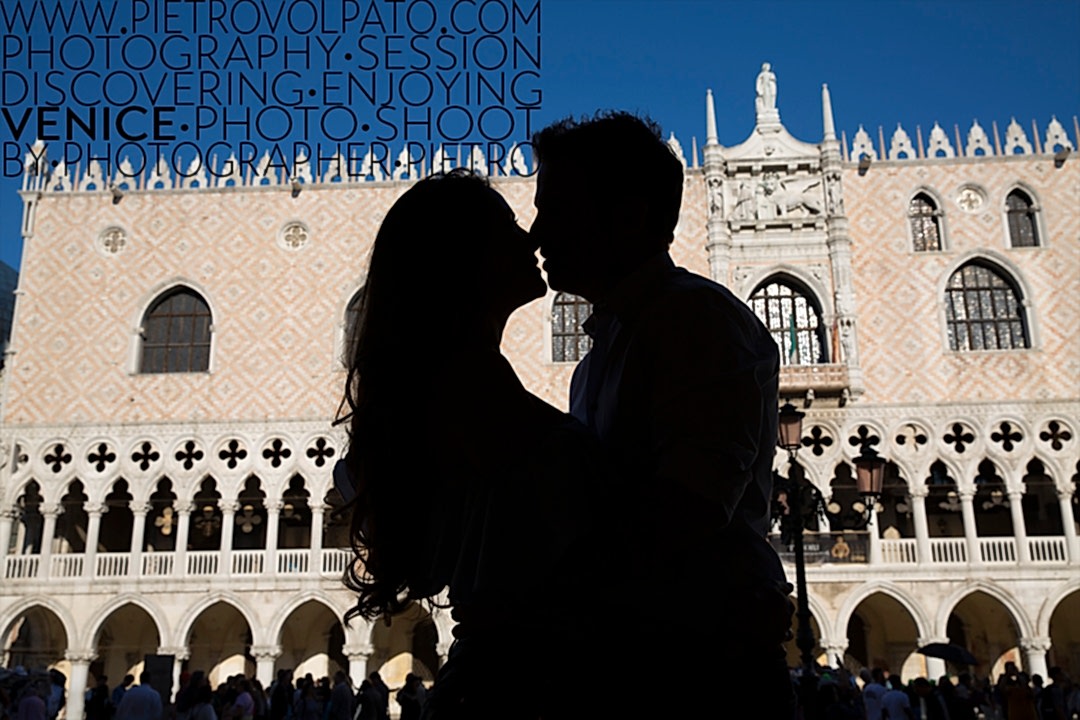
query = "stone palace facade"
xmin=1 ymin=66 xmax=1078 ymax=718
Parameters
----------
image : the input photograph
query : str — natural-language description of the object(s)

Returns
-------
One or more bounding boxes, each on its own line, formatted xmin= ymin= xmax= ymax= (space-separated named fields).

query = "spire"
xmin=706 ymin=89 xmax=718 ymax=145
xmin=690 ymin=136 xmax=699 ymax=168
xmin=822 ymin=84 xmax=836 ymax=141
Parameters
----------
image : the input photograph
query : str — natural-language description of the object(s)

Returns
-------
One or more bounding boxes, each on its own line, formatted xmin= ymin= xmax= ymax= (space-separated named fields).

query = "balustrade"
xmin=929 ymin=538 xmax=967 ymax=563
xmin=879 ymin=539 xmax=917 ymax=564
xmin=1 ymin=533 xmax=1068 ymax=586
xmin=978 ymin=537 xmax=1017 ymax=564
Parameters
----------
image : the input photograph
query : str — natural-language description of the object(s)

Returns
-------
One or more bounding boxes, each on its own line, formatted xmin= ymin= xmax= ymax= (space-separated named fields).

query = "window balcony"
xmin=779 ymin=363 xmax=850 ymax=395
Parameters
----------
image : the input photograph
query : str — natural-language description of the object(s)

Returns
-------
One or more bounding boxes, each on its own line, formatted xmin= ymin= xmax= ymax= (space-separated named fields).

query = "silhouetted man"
xmin=532 ymin=111 xmax=794 ymax=718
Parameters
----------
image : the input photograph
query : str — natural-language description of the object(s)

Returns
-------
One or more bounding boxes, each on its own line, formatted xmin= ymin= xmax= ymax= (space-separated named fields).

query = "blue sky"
xmin=1 ymin=0 xmax=1078 ymax=271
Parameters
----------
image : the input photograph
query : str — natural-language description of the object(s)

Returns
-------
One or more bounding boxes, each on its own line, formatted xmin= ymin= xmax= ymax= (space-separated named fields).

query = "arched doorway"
xmin=370 ymin=603 xmax=440 ymax=686
xmin=276 ymin=600 xmax=347 ymax=681
xmin=948 ymin=591 xmax=1024 ymax=679
xmin=1048 ymin=590 xmax=1080 ymax=678
xmin=845 ymin=592 xmax=921 ymax=676
xmin=91 ymin=604 xmax=162 ymax=686
xmin=186 ymin=602 xmax=254 ymax=686
xmin=2 ymin=605 xmax=67 ymax=670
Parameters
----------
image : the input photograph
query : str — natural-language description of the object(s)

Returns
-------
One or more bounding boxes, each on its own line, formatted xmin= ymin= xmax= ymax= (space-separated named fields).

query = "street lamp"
xmin=854 ymin=446 xmax=886 ymax=522
xmin=773 ymin=402 xmax=821 ymax=683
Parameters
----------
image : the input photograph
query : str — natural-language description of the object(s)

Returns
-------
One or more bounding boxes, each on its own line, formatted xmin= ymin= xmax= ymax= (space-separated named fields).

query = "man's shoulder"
xmin=637 ymin=266 xmax=773 ymax=348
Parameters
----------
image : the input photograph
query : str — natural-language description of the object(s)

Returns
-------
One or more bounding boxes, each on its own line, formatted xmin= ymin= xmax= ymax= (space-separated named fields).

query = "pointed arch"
xmin=749 ymin=274 xmax=828 ymax=365
xmin=173 ymin=592 xmax=263 ymax=648
xmin=1004 ymin=186 xmax=1041 ymax=248
xmin=82 ymin=595 xmax=170 ymax=649
xmin=836 ymin=581 xmax=932 ymax=645
xmin=138 ymin=284 xmax=213 ymax=373
xmin=943 ymin=258 xmax=1031 ymax=352
xmin=908 ymin=189 xmax=945 ymax=252
xmin=937 ymin=581 xmax=1034 ymax=639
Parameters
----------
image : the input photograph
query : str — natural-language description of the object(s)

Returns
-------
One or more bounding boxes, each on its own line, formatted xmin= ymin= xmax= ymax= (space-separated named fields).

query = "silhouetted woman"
xmin=337 ymin=170 xmax=628 ymax=719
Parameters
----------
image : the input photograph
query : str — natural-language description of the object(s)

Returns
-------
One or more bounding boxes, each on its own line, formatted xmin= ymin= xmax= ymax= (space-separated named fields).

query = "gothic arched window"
xmin=140 ymin=287 xmax=212 ymax=373
xmin=551 ymin=292 xmax=593 ymax=362
xmin=749 ymin=278 xmax=827 ymax=365
xmin=944 ymin=261 xmax=1029 ymax=351
xmin=909 ymin=192 xmax=943 ymax=252
xmin=1006 ymin=189 xmax=1039 ymax=248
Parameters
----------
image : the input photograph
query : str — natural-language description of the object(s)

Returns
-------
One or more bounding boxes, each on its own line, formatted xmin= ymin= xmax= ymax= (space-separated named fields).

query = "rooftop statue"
xmin=756 ymin=62 xmax=777 ymax=117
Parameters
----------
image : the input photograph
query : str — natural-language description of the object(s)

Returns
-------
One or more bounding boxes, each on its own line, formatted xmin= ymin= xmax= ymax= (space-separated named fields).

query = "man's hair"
xmin=532 ymin=110 xmax=683 ymax=246
xmin=139 ymin=671 xmax=152 ymax=684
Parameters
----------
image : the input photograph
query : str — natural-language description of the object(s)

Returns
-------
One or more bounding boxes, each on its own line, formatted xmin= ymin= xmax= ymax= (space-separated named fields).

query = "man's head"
xmin=122 ymin=674 xmax=135 ymax=688
xmin=532 ymin=111 xmax=683 ymax=301
xmin=139 ymin=670 xmax=152 ymax=685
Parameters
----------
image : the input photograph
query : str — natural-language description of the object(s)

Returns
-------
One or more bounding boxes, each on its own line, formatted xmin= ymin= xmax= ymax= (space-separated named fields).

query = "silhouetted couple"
xmin=336 ymin=112 xmax=796 ymax=719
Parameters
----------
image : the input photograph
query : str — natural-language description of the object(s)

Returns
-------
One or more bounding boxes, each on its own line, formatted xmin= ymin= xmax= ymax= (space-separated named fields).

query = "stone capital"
xmin=131 ymin=501 xmax=152 ymax=516
xmin=917 ymin=636 xmax=950 ymax=647
xmin=175 ymin=500 xmax=195 ymax=514
xmin=908 ymin=485 xmax=929 ymax=500
xmin=41 ymin=502 xmax=62 ymax=518
xmin=1019 ymin=636 xmax=1052 ymax=654
xmin=342 ymin=643 xmax=375 ymax=661
xmin=157 ymin=646 xmax=191 ymax=661
xmin=956 ymin=487 xmax=976 ymax=501
xmin=435 ymin=640 xmax=454 ymax=658
xmin=83 ymin=502 xmax=107 ymax=517
xmin=250 ymin=644 xmax=282 ymax=661
xmin=65 ymin=649 xmax=98 ymax=664
xmin=265 ymin=499 xmax=284 ymax=512
xmin=220 ymin=500 xmax=240 ymax=514
xmin=0 ymin=507 xmax=19 ymax=521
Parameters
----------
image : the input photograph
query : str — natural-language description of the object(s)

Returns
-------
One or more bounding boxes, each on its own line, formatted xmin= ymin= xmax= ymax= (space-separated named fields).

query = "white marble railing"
xmin=880 ymin=539 xmax=918 ymax=564
xmin=1029 ymin=537 xmax=1068 ymax=563
xmin=3 ymin=548 xmax=355 ymax=581
xmin=979 ymin=537 xmax=1017 ymax=564
xmin=929 ymin=538 xmax=968 ymax=564
xmin=2 ymin=539 xmax=1069 ymax=582
xmin=97 ymin=552 xmax=130 ymax=577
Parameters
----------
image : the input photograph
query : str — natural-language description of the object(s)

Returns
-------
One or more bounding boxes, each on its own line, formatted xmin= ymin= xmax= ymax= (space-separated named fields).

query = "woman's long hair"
xmin=338 ymin=170 xmax=495 ymax=622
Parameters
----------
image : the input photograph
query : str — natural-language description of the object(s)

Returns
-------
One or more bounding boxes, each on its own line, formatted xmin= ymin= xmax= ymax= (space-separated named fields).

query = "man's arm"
xmin=643 ymin=288 xmax=777 ymax=545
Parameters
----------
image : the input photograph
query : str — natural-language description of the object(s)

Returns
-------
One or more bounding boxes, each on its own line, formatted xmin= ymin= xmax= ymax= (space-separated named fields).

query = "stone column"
xmin=265 ymin=500 xmax=282 ymax=575
xmin=1008 ymin=490 xmax=1030 ymax=563
xmin=0 ymin=508 xmax=16 ymax=570
xmin=64 ymin=649 xmax=96 ymax=720
xmin=436 ymin=640 xmax=454 ymax=670
xmin=38 ymin=503 xmax=60 ymax=579
xmin=129 ymin=502 xmax=150 ymax=577
xmin=917 ymin=637 xmax=949 ymax=680
xmin=1058 ymin=489 xmax=1078 ymax=564
xmin=959 ymin=489 xmax=981 ymax=565
xmin=174 ymin=505 xmax=194 ymax=578
xmin=1020 ymin=636 xmax=1052 ymax=679
xmin=309 ymin=503 xmax=325 ymax=574
xmin=175 ymin=501 xmax=193 ymax=577
xmin=83 ymin=503 xmax=104 ymax=578
xmin=821 ymin=639 xmax=849 ymax=668
xmin=343 ymin=644 xmax=374 ymax=686
xmin=221 ymin=501 xmax=239 ymax=575
xmin=867 ymin=505 xmax=882 ymax=565
xmin=157 ymin=646 xmax=190 ymax=703
xmin=251 ymin=645 xmax=281 ymax=688
xmin=910 ymin=487 xmax=932 ymax=565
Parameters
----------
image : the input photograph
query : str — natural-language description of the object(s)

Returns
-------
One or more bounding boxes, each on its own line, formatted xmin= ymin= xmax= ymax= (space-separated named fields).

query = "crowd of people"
xmin=2 ymin=659 xmax=1079 ymax=719
xmin=0 ymin=666 xmax=426 ymax=720
xmin=804 ymin=662 xmax=1078 ymax=720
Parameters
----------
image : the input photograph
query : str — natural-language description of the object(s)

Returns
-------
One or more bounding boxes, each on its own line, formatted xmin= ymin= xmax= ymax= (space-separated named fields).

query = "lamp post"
xmin=774 ymin=403 xmax=887 ymax=720
xmin=774 ymin=402 xmax=819 ymax=679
